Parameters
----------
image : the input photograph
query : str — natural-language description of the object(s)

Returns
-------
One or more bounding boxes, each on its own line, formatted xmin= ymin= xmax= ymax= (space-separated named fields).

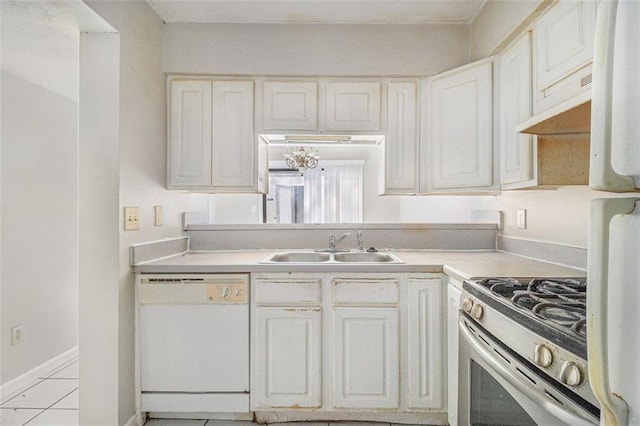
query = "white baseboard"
xmin=0 ymin=346 xmax=78 ymax=401
xmin=123 ymin=414 xmax=139 ymax=426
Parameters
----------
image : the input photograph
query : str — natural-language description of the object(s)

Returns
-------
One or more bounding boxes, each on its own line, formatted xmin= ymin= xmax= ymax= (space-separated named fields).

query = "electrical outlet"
xmin=517 ymin=209 xmax=527 ymax=229
xmin=124 ymin=207 xmax=140 ymax=230
xmin=11 ymin=325 xmax=23 ymax=345
xmin=154 ymin=205 xmax=163 ymax=226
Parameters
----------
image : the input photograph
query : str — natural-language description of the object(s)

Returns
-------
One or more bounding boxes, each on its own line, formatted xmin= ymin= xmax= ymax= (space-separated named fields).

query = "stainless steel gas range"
xmin=457 ymin=277 xmax=600 ymax=425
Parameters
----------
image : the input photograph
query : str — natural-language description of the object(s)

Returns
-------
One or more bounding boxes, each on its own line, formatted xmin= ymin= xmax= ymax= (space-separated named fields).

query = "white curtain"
xmin=303 ymin=163 xmax=363 ymax=223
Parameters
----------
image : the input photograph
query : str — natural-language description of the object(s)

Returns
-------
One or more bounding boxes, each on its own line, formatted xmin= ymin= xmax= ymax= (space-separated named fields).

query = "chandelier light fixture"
xmin=284 ymin=146 xmax=320 ymax=170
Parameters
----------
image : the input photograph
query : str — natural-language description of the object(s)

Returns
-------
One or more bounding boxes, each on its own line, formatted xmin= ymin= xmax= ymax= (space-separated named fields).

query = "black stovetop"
xmin=464 ymin=277 xmax=588 ymax=358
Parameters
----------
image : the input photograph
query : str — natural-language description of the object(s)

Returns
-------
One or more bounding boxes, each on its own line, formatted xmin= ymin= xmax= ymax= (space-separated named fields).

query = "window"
xmin=265 ymin=161 xmax=364 ymax=224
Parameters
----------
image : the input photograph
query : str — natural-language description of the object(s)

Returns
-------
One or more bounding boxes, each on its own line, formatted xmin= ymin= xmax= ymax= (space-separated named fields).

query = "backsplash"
xmin=185 ymin=223 xmax=498 ymax=251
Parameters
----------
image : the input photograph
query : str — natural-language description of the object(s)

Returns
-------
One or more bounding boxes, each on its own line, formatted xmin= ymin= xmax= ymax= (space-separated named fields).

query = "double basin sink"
xmin=262 ymin=250 xmax=404 ymax=264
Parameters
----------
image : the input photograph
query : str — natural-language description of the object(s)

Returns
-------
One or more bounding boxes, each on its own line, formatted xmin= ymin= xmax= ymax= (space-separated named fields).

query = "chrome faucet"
xmin=357 ymin=231 xmax=364 ymax=251
xmin=329 ymin=233 xmax=351 ymax=251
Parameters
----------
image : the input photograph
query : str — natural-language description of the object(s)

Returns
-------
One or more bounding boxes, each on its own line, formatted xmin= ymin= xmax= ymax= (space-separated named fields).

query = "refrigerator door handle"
xmin=588 ymin=198 xmax=639 ymax=426
xmin=590 ymin=0 xmax=636 ymax=192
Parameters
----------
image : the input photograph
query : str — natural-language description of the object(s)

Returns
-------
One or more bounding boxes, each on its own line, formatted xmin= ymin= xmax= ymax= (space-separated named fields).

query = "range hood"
xmin=259 ymin=134 xmax=384 ymax=146
xmin=516 ymin=91 xmax=591 ymax=135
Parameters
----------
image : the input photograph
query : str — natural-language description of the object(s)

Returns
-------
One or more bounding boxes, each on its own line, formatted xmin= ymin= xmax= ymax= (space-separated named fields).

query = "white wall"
xmin=1 ymin=70 xmax=79 ymax=384
xmin=399 ymin=195 xmax=497 ymax=223
xmin=163 ymin=23 xmax=470 ymax=76
xmin=495 ymin=186 xmax=633 ymax=249
xmin=470 ymin=0 xmax=547 ymax=60
xmin=83 ymin=2 xmax=210 ymax=423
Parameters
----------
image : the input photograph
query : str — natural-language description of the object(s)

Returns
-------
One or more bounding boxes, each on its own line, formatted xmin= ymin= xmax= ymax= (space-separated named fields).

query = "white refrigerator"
xmin=588 ymin=0 xmax=640 ymax=425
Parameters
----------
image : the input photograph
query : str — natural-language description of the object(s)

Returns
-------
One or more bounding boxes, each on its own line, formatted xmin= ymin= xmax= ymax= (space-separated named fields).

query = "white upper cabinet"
xmin=533 ymin=0 xmax=596 ymax=114
xmin=168 ymin=80 xmax=213 ymax=187
xmin=383 ymin=82 xmax=419 ymax=194
xmin=426 ymin=59 xmax=493 ymax=190
xmin=325 ymin=82 xmax=382 ymax=131
xmin=500 ymin=32 xmax=535 ymax=188
xmin=168 ymin=79 xmax=266 ymax=193
xmin=211 ymin=81 xmax=256 ymax=189
xmin=263 ymin=81 xmax=318 ymax=131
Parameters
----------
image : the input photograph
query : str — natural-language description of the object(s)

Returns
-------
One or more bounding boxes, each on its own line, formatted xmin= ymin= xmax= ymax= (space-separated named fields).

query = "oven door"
xmin=458 ymin=314 xmax=598 ymax=426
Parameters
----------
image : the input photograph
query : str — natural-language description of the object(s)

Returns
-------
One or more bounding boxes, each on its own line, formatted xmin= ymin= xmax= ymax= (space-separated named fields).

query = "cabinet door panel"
xmin=169 ymin=80 xmax=212 ymax=186
xmin=407 ymin=278 xmax=443 ymax=409
xmin=325 ymin=82 xmax=381 ymax=131
xmin=212 ymin=81 xmax=255 ymax=188
xmin=430 ymin=61 xmax=493 ymax=189
xmin=535 ymin=0 xmax=596 ymax=91
xmin=255 ymin=307 xmax=322 ymax=408
xmin=533 ymin=0 xmax=596 ymax=113
xmin=385 ymin=82 xmax=419 ymax=193
xmin=500 ymin=33 xmax=534 ymax=186
xmin=263 ymin=81 xmax=318 ymax=130
xmin=333 ymin=308 xmax=399 ymax=409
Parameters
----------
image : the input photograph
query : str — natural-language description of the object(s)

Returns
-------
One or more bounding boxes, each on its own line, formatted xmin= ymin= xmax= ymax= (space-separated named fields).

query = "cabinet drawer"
xmin=332 ymin=278 xmax=399 ymax=305
xmin=254 ymin=278 xmax=322 ymax=304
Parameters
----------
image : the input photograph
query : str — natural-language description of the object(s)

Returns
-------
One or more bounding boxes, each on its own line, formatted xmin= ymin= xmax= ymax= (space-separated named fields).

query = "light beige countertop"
xmin=133 ymin=249 xmax=584 ymax=281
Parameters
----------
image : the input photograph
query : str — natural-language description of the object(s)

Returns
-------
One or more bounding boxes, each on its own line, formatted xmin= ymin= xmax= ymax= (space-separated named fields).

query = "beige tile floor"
xmin=0 ymin=360 xmax=423 ymax=426
xmin=0 ymin=359 xmax=78 ymax=425
xmin=146 ymin=422 xmax=421 ymax=426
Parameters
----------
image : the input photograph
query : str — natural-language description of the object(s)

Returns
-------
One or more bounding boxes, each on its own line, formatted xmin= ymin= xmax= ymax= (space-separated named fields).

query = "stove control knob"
xmin=470 ymin=303 xmax=484 ymax=320
xmin=559 ymin=361 xmax=583 ymax=387
xmin=462 ymin=298 xmax=474 ymax=313
xmin=533 ymin=344 xmax=553 ymax=368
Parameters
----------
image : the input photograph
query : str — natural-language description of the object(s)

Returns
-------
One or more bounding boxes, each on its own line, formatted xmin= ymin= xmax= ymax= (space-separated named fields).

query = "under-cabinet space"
xmin=536 ymin=134 xmax=590 ymax=186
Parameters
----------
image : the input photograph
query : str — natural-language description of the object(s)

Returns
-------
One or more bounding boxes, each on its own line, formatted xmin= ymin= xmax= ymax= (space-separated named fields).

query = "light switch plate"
xmin=124 ymin=207 xmax=140 ymax=230
xmin=517 ymin=209 xmax=527 ymax=229
xmin=154 ymin=205 xmax=163 ymax=226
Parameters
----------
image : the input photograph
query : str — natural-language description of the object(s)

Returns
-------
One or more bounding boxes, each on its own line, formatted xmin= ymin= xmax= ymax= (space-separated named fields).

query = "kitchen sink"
xmin=261 ymin=251 xmax=404 ymax=264
xmin=268 ymin=252 xmax=331 ymax=263
xmin=333 ymin=252 xmax=396 ymax=262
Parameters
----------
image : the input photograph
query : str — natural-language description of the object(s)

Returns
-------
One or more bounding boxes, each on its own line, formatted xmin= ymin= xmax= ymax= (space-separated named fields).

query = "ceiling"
xmin=145 ymin=0 xmax=488 ymax=25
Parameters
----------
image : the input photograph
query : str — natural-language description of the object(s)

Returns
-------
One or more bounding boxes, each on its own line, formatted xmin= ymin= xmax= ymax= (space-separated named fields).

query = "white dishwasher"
xmin=136 ymin=274 xmax=249 ymax=416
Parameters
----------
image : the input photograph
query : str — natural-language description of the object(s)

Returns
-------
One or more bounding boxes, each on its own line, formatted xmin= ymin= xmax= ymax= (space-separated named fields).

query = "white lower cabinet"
xmin=251 ymin=272 xmax=445 ymax=422
xmin=407 ymin=277 xmax=444 ymax=410
xmin=333 ymin=307 xmax=399 ymax=409
xmin=254 ymin=307 xmax=322 ymax=408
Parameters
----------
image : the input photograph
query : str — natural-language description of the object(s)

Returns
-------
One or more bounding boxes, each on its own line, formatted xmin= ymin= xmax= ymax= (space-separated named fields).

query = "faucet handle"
xmin=356 ymin=231 xmax=364 ymax=251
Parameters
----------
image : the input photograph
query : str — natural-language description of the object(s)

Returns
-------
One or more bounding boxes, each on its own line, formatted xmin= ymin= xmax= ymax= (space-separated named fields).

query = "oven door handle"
xmin=459 ymin=317 xmax=594 ymax=426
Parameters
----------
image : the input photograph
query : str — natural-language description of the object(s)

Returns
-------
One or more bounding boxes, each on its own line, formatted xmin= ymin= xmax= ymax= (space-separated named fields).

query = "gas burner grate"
xmin=474 ymin=277 xmax=588 ymax=341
